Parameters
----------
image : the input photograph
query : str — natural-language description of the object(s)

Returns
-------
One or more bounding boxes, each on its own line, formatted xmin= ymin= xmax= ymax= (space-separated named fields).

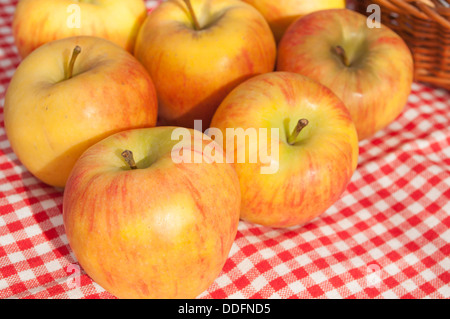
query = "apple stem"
xmin=67 ymin=46 xmax=81 ymax=79
xmin=183 ymin=0 xmax=201 ymax=30
xmin=287 ymin=119 xmax=309 ymax=145
xmin=121 ymin=150 xmax=138 ymax=170
xmin=335 ymin=45 xmax=350 ymax=67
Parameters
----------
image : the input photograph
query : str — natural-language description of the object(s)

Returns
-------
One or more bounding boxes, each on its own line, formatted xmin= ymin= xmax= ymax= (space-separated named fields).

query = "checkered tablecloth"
xmin=1 ymin=0 xmax=449 ymax=300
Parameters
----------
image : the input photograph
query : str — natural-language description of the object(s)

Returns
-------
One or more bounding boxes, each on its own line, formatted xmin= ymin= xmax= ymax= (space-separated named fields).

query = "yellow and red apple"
xmin=242 ymin=0 xmax=346 ymax=43
xmin=4 ymin=36 xmax=158 ymax=188
xmin=277 ymin=9 xmax=414 ymax=140
xmin=13 ymin=0 xmax=147 ymax=58
xmin=210 ymin=72 xmax=359 ymax=228
xmin=134 ymin=0 xmax=276 ymax=129
xmin=63 ymin=127 xmax=241 ymax=299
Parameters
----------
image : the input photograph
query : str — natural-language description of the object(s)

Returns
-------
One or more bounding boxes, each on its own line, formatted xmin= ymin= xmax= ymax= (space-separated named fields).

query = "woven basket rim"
xmin=370 ymin=0 xmax=450 ymax=28
xmin=355 ymin=0 xmax=450 ymax=90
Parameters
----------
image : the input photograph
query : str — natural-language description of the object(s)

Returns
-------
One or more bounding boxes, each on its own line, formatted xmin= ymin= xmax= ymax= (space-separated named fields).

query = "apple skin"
xmin=241 ymin=0 xmax=346 ymax=43
xmin=134 ymin=0 xmax=276 ymax=129
xmin=4 ymin=36 xmax=158 ymax=188
xmin=63 ymin=127 xmax=241 ymax=299
xmin=277 ymin=9 xmax=414 ymax=141
xmin=210 ymin=72 xmax=359 ymax=228
xmin=13 ymin=0 xmax=147 ymax=58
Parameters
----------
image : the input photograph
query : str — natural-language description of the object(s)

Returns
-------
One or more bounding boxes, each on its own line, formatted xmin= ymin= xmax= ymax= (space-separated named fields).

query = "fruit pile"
xmin=4 ymin=0 xmax=414 ymax=298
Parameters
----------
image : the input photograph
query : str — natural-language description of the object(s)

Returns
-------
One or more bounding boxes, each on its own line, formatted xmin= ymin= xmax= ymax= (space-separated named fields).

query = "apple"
xmin=241 ymin=0 xmax=346 ymax=43
xmin=63 ymin=127 xmax=241 ymax=299
xmin=134 ymin=0 xmax=276 ymax=129
xmin=210 ymin=72 xmax=359 ymax=228
xmin=4 ymin=36 xmax=158 ymax=188
xmin=12 ymin=0 xmax=147 ymax=58
xmin=277 ymin=9 xmax=414 ymax=141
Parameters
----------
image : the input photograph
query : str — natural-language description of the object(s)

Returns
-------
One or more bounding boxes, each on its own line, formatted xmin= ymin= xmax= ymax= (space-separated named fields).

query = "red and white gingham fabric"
xmin=0 ymin=0 xmax=449 ymax=299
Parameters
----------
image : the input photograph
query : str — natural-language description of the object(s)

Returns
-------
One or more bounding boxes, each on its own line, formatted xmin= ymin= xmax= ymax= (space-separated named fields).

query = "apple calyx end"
xmin=121 ymin=150 xmax=138 ymax=170
xmin=287 ymin=119 xmax=309 ymax=145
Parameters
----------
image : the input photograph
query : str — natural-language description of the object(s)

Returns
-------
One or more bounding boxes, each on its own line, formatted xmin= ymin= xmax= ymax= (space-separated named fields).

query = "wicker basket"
xmin=354 ymin=0 xmax=450 ymax=90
